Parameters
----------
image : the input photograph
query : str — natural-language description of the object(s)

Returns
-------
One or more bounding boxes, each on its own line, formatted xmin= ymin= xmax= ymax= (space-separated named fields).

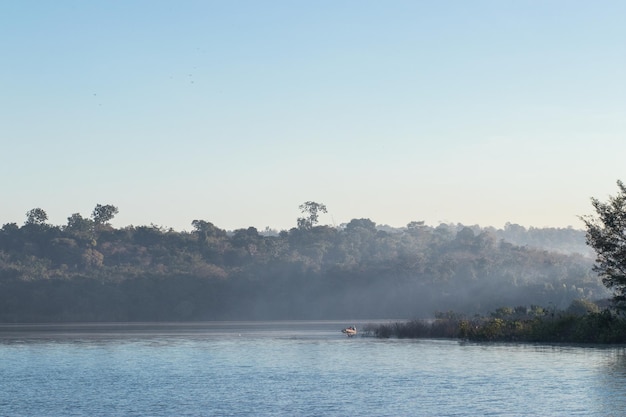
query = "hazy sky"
xmin=2 ymin=1 xmax=625 ymax=232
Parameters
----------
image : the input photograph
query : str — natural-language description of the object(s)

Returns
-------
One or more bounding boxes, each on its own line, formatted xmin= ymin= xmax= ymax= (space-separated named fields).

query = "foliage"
xmin=297 ymin=201 xmax=327 ymax=230
xmin=365 ymin=301 xmax=626 ymax=344
xmin=0 ymin=203 xmax=608 ymax=322
xmin=581 ymin=180 xmax=626 ymax=308
xmin=25 ymin=208 xmax=48 ymax=226
xmin=92 ymin=204 xmax=119 ymax=226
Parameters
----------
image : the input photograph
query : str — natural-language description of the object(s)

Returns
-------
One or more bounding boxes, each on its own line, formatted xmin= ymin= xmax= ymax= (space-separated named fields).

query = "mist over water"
xmin=2 ymin=322 xmax=625 ymax=416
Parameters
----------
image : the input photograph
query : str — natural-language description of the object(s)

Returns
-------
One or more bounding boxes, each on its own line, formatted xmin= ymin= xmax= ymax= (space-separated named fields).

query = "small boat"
xmin=341 ymin=326 xmax=357 ymax=337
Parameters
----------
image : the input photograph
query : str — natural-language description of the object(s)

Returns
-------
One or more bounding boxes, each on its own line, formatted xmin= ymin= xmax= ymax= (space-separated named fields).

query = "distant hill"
xmin=374 ymin=222 xmax=593 ymax=257
xmin=0 ymin=217 xmax=605 ymax=322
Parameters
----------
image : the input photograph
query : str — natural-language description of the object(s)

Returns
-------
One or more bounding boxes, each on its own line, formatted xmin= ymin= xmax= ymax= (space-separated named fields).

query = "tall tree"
xmin=25 ymin=208 xmax=48 ymax=226
xmin=297 ymin=201 xmax=327 ymax=230
xmin=581 ymin=180 xmax=626 ymax=307
xmin=91 ymin=204 xmax=119 ymax=226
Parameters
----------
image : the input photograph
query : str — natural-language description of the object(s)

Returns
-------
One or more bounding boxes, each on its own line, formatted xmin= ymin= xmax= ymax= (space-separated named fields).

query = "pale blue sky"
xmin=2 ymin=1 xmax=625 ymax=231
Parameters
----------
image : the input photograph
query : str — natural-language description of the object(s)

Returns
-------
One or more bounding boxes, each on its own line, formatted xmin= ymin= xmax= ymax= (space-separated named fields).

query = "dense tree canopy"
xmin=0 ymin=203 xmax=604 ymax=322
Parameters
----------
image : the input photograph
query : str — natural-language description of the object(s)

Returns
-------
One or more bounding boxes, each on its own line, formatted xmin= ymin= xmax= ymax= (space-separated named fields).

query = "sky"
xmin=1 ymin=1 xmax=625 ymax=232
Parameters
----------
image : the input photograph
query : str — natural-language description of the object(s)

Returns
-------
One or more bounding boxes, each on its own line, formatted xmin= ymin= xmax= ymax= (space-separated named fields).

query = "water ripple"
xmin=1 ymin=322 xmax=625 ymax=416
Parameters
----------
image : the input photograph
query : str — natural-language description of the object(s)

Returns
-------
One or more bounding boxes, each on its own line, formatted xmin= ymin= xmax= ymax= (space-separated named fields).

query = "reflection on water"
xmin=605 ymin=348 xmax=626 ymax=375
xmin=1 ymin=321 xmax=626 ymax=417
xmin=0 ymin=320 xmax=363 ymax=339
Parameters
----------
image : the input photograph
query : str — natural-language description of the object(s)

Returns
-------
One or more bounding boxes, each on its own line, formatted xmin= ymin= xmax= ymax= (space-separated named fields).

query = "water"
xmin=1 ymin=321 xmax=626 ymax=416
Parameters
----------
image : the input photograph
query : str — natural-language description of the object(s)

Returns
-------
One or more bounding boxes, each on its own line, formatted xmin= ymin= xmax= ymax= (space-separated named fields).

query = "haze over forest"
xmin=0 ymin=204 xmax=605 ymax=322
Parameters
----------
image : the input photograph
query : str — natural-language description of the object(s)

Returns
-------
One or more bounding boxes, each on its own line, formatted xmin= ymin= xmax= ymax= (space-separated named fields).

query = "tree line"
xmin=364 ymin=180 xmax=626 ymax=343
xmin=0 ymin=200 xmax=607 ymax=322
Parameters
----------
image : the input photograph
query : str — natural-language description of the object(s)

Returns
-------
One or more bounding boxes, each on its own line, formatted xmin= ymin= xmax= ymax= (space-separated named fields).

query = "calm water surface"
xmin=1 ymin=321 xmax=626 ymax=416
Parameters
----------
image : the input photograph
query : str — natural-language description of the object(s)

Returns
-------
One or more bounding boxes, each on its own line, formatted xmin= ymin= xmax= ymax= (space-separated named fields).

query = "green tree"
xmin=581 ymin=180 xmax=626 ymax=307
xmin=91 ymin=204 xmax=119 ymax=226
xmin=65 ymin=213 xmax=94 ymax=238
xmin=25 ymin=208 xmax=48 ymax=226
xmin=191 ymin=220 xmax=225 ymax=237
xmin=297 ymin=201 xmax=327 ymax=230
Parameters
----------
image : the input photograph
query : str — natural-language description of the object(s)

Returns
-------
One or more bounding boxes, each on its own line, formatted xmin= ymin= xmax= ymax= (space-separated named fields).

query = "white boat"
xmin=341 ymin=326 xmax=357 ymax=337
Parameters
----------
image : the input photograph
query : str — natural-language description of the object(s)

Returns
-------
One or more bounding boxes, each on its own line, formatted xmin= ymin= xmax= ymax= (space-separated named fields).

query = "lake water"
xmin=1 ymin=321 xmax=626 ymax=416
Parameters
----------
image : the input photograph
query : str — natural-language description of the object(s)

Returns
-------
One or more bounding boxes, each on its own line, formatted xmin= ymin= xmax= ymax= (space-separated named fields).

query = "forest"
xmin=0 ymin=203 xmax=607 ymax=323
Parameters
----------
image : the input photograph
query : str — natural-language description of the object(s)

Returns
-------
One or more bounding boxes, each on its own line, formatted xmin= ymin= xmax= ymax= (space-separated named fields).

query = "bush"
xmin=365 ymin=305 xmax=626 ymax=344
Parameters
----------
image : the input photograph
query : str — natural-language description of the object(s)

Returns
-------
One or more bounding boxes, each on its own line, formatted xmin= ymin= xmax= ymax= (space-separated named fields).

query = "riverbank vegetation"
xmin=363 ymin=301 xmax=626 ymax=344
xmin=365 ymin=181 xmax=626 ymax=344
